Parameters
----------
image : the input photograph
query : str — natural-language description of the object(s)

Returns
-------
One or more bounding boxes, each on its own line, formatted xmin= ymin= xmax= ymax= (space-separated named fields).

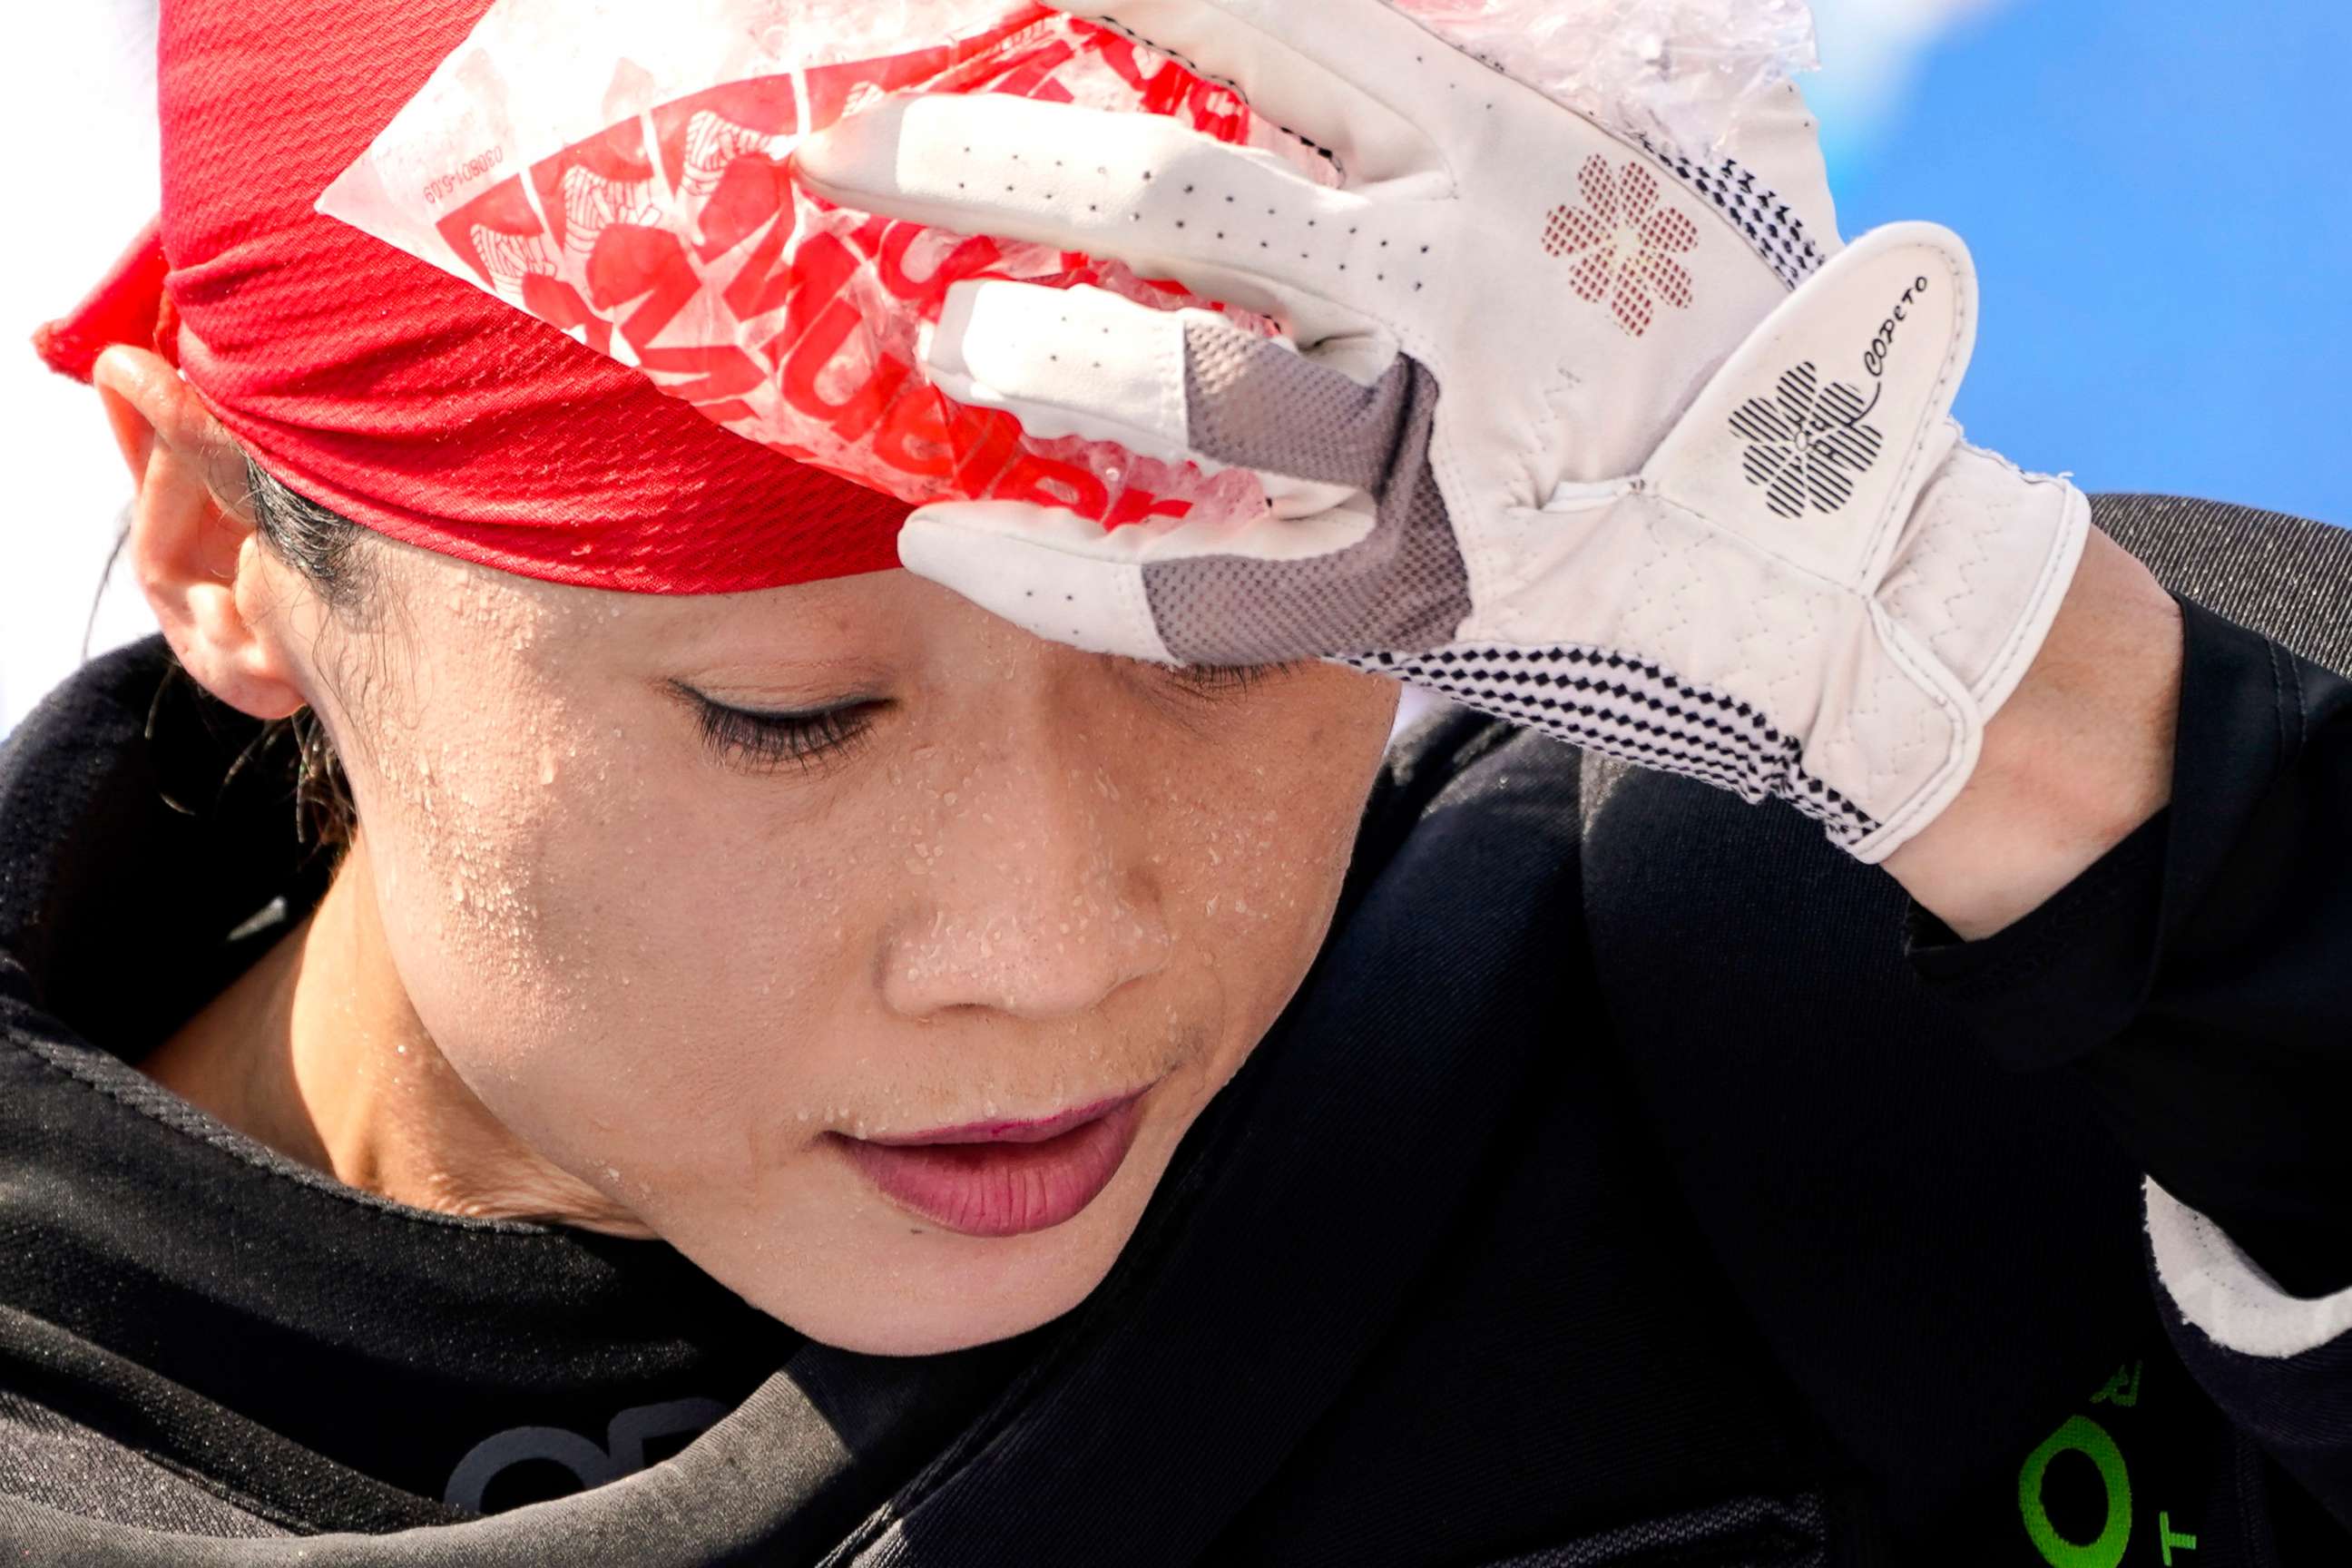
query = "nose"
xmin=877 ymin=722 xmax=1174 ymax=1024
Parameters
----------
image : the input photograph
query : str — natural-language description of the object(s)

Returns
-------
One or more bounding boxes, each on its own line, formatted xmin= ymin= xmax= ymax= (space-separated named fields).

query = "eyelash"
xmin=684 ymin=661 xmax=1306 ymax=776
xmin=1161 ymin=660 xmax=1308 ymax=698
xmin=691 ymin=697 xmax=878 ymax=776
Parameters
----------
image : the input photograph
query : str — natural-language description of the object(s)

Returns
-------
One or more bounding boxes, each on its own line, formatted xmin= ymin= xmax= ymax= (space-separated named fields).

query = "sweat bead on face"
xmin=274 ymin=545 xmax=1398 ymax=1354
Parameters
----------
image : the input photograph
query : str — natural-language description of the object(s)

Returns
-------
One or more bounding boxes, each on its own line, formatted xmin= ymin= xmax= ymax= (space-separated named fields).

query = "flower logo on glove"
xmin=1730 ymin=364 xmax=1886 ymax=520
xmin=1541 ymin=155 xmax=1700 ymax=338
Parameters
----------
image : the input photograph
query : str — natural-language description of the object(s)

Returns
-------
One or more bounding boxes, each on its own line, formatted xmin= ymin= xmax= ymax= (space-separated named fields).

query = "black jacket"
xmin=2 ymin=494 xmax=2350 ymax=1565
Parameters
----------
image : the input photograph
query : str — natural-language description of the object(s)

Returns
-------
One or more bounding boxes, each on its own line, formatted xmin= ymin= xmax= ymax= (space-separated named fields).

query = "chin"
xmin=784 ymin=1243 xmax=1122 ymax=1357
xmin=779 ymin=1160 xmax=1169 ymax=1356
xmin=760 ymin=1066 xmax=1215 ymax=1354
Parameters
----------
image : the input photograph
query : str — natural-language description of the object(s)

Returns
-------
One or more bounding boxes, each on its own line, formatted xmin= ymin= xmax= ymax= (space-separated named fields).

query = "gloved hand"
xmin=797 ymin=0 xmax=2089 ymax=863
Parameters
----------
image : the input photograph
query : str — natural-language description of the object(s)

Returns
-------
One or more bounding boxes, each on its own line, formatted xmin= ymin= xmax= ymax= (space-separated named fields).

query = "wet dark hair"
xmin=240 ymin=457 xmax=372 ymax=850
xmin=189 ymin=460 xmax=376 ymax=850
xmin=243 ymin=456 xmax=377 ymax=616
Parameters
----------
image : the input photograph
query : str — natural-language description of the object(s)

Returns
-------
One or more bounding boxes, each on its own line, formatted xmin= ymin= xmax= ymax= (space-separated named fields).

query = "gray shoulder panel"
xmin=2092 ymin=494 xmax=2352 ymax=675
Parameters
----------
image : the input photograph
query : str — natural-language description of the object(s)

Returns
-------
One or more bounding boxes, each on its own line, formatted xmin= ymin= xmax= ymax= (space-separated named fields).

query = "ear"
xmin=93 ymin=348 xmax=310 ymax=722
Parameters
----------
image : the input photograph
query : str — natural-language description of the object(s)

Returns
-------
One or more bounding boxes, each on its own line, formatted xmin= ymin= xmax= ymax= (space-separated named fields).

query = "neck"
xmin=143 ymin=835 xmax=655 ymax=1238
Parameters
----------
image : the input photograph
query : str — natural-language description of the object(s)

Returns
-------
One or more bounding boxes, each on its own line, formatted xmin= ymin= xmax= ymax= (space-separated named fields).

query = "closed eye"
xmin=676 ymin=685 xmax=883 ymax=776
xmin=1158 ymin=660 xmax=1310 ymax=700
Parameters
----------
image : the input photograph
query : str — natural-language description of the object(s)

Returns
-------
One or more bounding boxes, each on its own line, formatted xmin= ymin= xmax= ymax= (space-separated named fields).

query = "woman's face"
xmin=301 ymin=544 xmax=1399 ymax=1353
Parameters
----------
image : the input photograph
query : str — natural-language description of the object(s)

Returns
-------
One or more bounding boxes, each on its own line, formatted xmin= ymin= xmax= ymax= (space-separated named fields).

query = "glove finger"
xmin=1700 ymin=79 xmax=1845 ymax=286
xmin=797 ymin=93 xmax=1387 ymax=348
xmin=905 ymin=389 xmax=1471 ymax=670
xmin=1044 ymin=0 xmax=1465 ymax=189
xmin=1729 ymin=81 xmax=1844 ymax=250
xmin=926 ymin=279 xmax=1369 ymax=518
xmin=899 ymin=499 xmax=1387 ymax=665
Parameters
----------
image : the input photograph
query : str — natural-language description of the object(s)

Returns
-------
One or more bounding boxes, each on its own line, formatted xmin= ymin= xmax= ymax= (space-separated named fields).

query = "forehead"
xmin=384 ymin=539 xmax=916 ymax=657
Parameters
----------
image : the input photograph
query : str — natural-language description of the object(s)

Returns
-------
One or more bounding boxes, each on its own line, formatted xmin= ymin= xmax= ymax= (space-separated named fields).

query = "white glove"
xmin=797 ymin=0 xmax=2089 ymax=863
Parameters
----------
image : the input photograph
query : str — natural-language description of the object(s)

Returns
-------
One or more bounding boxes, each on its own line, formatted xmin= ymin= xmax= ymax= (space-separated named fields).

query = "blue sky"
xmin=1811 ymin=0 xmax=2352 ymax=524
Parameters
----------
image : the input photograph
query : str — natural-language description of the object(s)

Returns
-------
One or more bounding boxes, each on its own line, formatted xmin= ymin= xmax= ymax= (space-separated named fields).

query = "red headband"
xmin=36 ymin=0 xmax=914 ymax=594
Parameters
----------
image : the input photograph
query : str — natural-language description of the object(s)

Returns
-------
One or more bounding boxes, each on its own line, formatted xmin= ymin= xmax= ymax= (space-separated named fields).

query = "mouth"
xmin=829 ymin=1088 xmax=1153 ymax=1239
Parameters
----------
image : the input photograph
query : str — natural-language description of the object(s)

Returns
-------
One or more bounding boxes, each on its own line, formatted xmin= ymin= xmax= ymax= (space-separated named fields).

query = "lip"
xmin=863 ymin=1092 xmax=1142 ymax=1148
xmin=832 ymin=1091 xmax=1151 ymax=1239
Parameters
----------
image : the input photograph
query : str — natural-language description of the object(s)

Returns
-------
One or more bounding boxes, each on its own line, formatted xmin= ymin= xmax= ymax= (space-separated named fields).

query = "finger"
xmin=906 ymin=397 xmax=1469 ymax=667
xmin=796 ymin=93 xmax=1389 ymax=348
xmin=899 ymin=500 xmax=1384 ymax=666
xmin=1048 ymin=0 xmax=1478 ymax=188
xmin=925 ymin=279 xmax=1364 ymax=517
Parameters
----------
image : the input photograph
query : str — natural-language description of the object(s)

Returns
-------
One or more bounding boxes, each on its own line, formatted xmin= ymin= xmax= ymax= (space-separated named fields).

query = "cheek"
xmin=335 ymin=664 xmax=598 ymax=1071
xmin=352 ymin=689 xmax=967 ymax=1203
xmin=1155 ymin=671 xmax=1398 ymax=1017
xmin=325 ymin=646 xmax=789 ymax=1154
